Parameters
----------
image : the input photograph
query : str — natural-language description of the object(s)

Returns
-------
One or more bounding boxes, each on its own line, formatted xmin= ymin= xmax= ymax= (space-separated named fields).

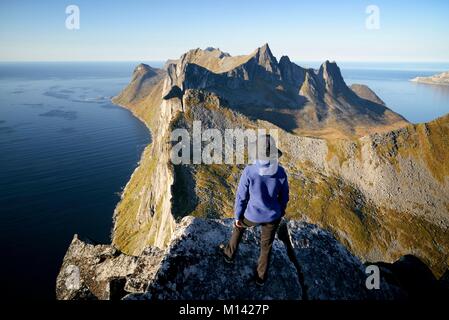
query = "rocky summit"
xmin=58 ymin=216 xmax=414 ymax=300
xmin=57 ymin=216 xmax=449 ymax=300
xmin=57 ymin=44 xmax=449 ymax=300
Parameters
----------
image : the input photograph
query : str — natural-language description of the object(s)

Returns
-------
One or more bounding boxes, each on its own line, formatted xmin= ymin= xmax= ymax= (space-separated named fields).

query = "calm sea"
xmin=0 ymin=62 xmax=153 ymax=300
xmin=1 ymin=61 xmax=449 ymax=300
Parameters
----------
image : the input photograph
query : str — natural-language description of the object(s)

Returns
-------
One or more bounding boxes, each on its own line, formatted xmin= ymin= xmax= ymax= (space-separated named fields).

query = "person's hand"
xmin=235 ymin=220 xmax=243 ymax=228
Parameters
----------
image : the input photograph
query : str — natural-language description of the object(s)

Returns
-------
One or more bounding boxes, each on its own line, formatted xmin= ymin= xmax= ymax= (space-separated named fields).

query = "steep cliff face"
xmin=109 ymin=44 xmax=449 ymax=277
xmin=112 ymin=69 xmax=180 ymax=254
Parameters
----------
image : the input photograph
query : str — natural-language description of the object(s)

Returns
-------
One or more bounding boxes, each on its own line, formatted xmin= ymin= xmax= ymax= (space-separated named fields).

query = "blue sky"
xmin=1 ymin=0 xmax=448 ymax=62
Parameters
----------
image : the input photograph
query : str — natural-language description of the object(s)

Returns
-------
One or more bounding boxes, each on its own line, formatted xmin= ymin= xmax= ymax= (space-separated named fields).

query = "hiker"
xmin=220 ymin=134 xmax=289 ymax=286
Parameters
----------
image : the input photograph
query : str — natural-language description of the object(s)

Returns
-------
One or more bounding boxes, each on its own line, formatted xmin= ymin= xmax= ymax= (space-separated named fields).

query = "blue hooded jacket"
xmin=234 ymin=160 xmax=289 ymax=223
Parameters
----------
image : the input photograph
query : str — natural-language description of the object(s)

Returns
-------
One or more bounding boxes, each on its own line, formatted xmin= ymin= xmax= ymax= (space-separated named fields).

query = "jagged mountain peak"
xmin=170 ymin=43 xmax=282 ymax=75
xmin=249 ymin=43 xmax=279 ymax=74
xmin=253 ymin=43 xmax=274 ymax=56
xmin=117 ymin=45 xmax=409 ymax=138
xmin=278 ymin=55 xmax=309 ymax=88
xmin=279 ymin=55 xmax=291 ymax=64
xmin=317 ymin=60 xmax=349 ymax=96
xmin=319 ymin=60 xmax=343 ymax=81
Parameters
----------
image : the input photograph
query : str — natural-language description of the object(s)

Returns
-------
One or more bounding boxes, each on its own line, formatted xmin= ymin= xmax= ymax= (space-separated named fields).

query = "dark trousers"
xmin=224 ymin=217 xmax=281 ymax=280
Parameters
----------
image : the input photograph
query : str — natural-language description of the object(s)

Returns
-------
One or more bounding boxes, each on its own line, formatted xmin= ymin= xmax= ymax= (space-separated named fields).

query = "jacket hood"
xmin=255 ymin=159 xmax=279 ymax=176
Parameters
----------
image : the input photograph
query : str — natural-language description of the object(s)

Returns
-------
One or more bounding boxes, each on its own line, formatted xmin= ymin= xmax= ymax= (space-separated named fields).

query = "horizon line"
xmin=1 ymin=59 xmax=449 ymax=64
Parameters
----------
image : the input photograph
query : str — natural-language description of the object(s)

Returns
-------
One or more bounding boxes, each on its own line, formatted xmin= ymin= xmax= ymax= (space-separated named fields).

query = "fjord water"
xmin=342 ymin=62 xmax=449 ymax=123
xmin=1 ymin=61 xmax=449 ymax=300
xmin=0 ymin=62 xmax=152 ymax=299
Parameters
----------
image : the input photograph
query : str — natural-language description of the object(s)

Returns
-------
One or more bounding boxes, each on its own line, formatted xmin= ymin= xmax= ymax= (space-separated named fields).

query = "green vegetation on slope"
xmin=113 ymin=146 xmax=158 ymax=254
xmin=373 ymin=114 xmax=449 ymax=183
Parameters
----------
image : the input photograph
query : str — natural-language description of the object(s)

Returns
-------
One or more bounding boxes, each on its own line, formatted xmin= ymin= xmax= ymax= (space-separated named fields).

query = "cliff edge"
xmin=58 ymin=217 xmax=418 ymax=300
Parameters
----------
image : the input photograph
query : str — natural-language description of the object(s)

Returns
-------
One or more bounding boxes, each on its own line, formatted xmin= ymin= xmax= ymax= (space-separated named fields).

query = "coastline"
xmin=410 ymin=78 xmax=449 ymax=86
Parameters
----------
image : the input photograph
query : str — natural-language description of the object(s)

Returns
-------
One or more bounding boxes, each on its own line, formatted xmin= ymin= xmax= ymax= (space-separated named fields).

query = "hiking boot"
xmin=218 ymin=243 xmax=234 ymax=264
xmin=254 ymin=274 xmax=265 ymax=287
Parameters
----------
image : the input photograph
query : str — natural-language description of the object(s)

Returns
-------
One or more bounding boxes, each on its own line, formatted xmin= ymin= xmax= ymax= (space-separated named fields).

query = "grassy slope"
xmin=372 ymin=113 xmax=449 ymax=183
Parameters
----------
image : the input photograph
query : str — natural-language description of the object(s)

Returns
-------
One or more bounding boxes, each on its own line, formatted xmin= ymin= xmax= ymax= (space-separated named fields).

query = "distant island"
xmin=411 ymin=70 xmax=449 ymax=86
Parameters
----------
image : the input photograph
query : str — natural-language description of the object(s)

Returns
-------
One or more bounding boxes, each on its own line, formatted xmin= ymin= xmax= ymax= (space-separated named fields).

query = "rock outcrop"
xmin=411 ymin=71 xmax=449 ymax=86
xmin=58 ymin=217 xmax=417 ymax=300
xmin=56 ymin=234 xmax=164 ymax=300
xmin=126 ymin=217 xmax=301 ymax=300
xmin=284 ymin=221 xmax=372 ymax=300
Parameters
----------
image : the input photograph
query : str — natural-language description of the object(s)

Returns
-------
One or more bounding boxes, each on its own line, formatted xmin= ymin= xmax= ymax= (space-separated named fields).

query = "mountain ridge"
xmin=116 ymin=44 xmax=408 ymax=139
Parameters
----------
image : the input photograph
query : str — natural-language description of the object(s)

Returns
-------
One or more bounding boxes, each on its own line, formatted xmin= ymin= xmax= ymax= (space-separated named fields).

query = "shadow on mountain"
xmin=171 ymin=164 xmax=198 ymax=220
